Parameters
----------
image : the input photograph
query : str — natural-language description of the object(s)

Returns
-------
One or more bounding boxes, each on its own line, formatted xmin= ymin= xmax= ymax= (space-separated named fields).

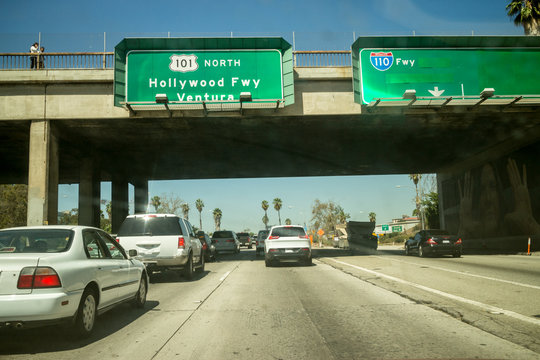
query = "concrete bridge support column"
xmin=79 ymin=158 xmax=101 ymax=227
xmin=27 ymin=120 xmax=58 ymax=226
xmin=111 ymin=177 xmax=129 ymax=233
xmin=133 ymin=179 xmax=148 ymax=214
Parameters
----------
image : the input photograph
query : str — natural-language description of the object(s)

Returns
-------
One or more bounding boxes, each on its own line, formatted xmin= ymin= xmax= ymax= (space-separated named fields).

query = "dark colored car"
xmin=405 ymin=229 xmax=462 ymax=258
xmin=236 ymin=232 xmax=252 ymax=249
xmin=197 ymin=231 xmax=216 ymax=262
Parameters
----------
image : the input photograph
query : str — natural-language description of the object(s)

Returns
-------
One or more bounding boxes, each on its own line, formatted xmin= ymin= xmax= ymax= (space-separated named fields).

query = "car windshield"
xmin=271 ymin=227 xmax=306 ymax=237
xmin=117 ymin=217 xmax=182 ymax=236
xmin=0 ymin=229 xmax=73 ymax=253
xmin=212 ymin=231 xmax=233 ymax=238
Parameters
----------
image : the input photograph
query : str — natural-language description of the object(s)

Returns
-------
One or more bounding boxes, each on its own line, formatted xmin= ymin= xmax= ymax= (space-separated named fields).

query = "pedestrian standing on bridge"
xmin=30 ymin=42 xmax=39 ymax=69
xmin=38 ymin=46 xmax=45 ymax=69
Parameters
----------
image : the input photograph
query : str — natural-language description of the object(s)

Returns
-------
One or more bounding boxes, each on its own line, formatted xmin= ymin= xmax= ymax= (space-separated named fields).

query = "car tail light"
xmin=300 ymin=248 xmax=310 ymax=251
xmin=178 ymin=236 xmax=185 ymax=249
xmin=269 ymin=235 xmax=280 ymax=240
xmin=426 ymin=238 xmax=437 ymax=245
xmin=202 ymin=243 xmax=208 ymax=250
xmin=455 ymin=238 xmax=462 ymax=245
xmin=18 ymin=267 xmax=61 ymax=289
xmin=299 ymin=235 xmax=308 ymax=239
xmin=256 ymin=241 xmax=259 ymax=246
xmin=226 ymin=239 xmax=234 ymax=243
xmin=115 ymin=237 xmax=120 ymax=243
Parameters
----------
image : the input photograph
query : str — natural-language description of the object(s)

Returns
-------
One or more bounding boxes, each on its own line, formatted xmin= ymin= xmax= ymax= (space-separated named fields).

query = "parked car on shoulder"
xmin=255 ymin=229 xmax=269 ymax=256
xmin=405 ymin=229 xmax=462 ymax=257
xmin=211 ymin=230 xmax=240 ymax=254
xmin=265 ymin=225 xmax=311 ymax=266
xmin=0 ymin=225 xmax=148 ymax=337
xmin=116 ymin=214 xmax=204 ymax=280
xmin=236 ymin=232 xmax=252 ymax=248
xmin=197 ymin=231 xmax=216 ymax=262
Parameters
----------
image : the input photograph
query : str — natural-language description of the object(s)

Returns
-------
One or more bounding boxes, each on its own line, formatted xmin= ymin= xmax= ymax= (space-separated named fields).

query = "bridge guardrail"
xmin=0 ymin=51 xmax=351 ymax=70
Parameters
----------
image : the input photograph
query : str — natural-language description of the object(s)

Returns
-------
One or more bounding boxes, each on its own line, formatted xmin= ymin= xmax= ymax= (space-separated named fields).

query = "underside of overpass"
xmin=2 ymin=109 xmax=539 ymax=185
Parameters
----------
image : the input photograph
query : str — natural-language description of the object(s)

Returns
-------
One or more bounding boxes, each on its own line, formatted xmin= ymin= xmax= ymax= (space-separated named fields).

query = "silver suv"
xmin=116 ymin=214 xmax=203 ymax=280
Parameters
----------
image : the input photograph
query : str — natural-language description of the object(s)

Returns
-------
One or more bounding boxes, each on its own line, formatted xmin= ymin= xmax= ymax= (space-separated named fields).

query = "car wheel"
xmin=183 ymin=253 xmax=194 ymax=280
xmin=133 ymin=275 xmax=147 ymax=308
xmin=405 ymin=245 xmax=410 ymax=256
xmin=453 ymin=251 xmax=462 ymax=258
xmin=197 ymin=253 xmax=205 ymax=273
xmin=418 ymin=246 xmax=424 ymax=257
xmin=265 ymin=258 xmax=271 ymax=267
xmin=74 ymin=288 xmax=97 ymax=337
xmin=304 ymin=257 xmax=312 ymax=266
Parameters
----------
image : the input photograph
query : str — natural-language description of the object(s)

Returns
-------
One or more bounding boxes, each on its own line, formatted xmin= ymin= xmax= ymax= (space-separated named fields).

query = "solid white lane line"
xmin=330 ymin=258 xmax=540 ymax=327
xmin=219 ymin=271 xmax=232 ymax=282
xmin=381 ymin=257 xmax=540 ymax=291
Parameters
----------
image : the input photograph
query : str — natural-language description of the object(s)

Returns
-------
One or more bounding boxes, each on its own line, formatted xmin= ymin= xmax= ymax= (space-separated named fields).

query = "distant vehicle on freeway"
xmin=211 ymin=230 xmax=240 ymax=254
xmin=116 ymin=214 xmax=204 ymax=280
xmin=236 ymin=232 xmax=252 ymax=248
xmin=405 ymin=229 xmax=462 ymax=258
xmin=255 ymin=229 xmax=269 ymax=256
xmin=0 ymin=225 xmax=148 ymax=337
xmin=265 ymin=225 xmax=312 ymax=266
xmin=197 ymin=231 xmax=216 ymax=262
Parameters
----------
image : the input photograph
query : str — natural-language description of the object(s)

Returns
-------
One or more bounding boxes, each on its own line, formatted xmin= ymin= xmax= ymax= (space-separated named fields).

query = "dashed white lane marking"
xmin=219 ymin=271 xmax=232 ymax=282
xmin=330 ymin=258 xmax=540 ymax=327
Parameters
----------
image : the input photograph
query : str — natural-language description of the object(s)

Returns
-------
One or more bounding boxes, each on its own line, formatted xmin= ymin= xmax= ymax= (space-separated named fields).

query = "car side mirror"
xmin=128 ymin=249 xmax=138 ymax=258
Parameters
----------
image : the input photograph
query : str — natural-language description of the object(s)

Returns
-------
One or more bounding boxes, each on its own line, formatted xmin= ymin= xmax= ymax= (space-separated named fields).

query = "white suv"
xmin=116 ymin=214 xmax=203 ymax=280
xmin=264 ymin=225 xmax=312 ymax=266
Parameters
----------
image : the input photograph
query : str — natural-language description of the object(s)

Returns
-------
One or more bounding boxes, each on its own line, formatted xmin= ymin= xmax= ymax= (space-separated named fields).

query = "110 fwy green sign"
xmin=359 ymin=48 xmax=540 ymax=104
xmin=126 ymin=50 xmax=283 ymax=103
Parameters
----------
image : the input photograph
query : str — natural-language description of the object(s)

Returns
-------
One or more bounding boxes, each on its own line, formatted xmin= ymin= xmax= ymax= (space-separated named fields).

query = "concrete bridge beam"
xmin=111 ymin=177 xmax=129 ymax=233
xmin=78 ymin=157 xmax=101 ymax=227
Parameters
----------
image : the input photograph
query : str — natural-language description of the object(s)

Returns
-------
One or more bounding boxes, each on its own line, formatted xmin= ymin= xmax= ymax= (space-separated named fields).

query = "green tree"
xmin=421 ymin=192 xmax=440 ymax=229
xmin=285 ymin=218 xmax=292 ymax=225
xmin=58 ymin=208 xmax=78 ymax=225
xmin=150 ymin=196 xmax=161 ymax=212
xmin=273 ymin=198 xmax=283 ymax=225
xmin=369 ymin=212 xmax=376 ymax=223
xmin=311 ymin=199 xmax=350 ymax=237
xmin=507 ymin=0 xmax=540 ymax=35
xmin=181 ymin=203 xmax=190 ymax=220
xmin=213 ymin=208 xmax=222 ymax=231
xmin=261 ymin=200 xmax=269 ymax=229
xmin=409 ymin=174 xmax=423 ymax=229
xmin=195 ymin=198 xmax=204 ymax=230
xmin=0 ymin=184 xmax=27 ymax=228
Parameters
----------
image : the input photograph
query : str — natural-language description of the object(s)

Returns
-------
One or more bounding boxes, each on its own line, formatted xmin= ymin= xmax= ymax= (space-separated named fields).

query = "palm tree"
xmin=181 ymin=203 xmax=190 ymax=220
xmin=150 ymin=196 xmax=161 ymax=212
xmin=213 ymin=208 xmax=222 ymax=231
xmin=369 ymin=212 xmax=376 ymax=223
xmin=507 ymin=1 xmax=540 ymax=35
xmin=195 ymin=199 xmax=204 ymax=230
xmin=285 ymin=218 xmax=292 ymax=225
xmin=273 ymin=198 xmax=283 ymax=225
xmin=261 ymin=200 xmax=269 ymax=228
xmin=409 ymin=174 xmax=424 ymax=230
xmin=262 ymin=214 xmax=269 ymax=229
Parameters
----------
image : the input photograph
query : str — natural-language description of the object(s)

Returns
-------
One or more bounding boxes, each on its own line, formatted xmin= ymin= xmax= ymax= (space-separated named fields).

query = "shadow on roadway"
xmin=0 ymin=300 xmax=160 ymax=355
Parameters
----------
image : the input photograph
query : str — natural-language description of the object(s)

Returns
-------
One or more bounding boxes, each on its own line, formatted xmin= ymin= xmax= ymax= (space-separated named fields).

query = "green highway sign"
xmin=358 ymin=48 xmax=540 ymax=104
xmin=126 ymin=50 xmax=283 ymax=103
xmin=382 ymin=224 xmax=389 ymax=231
xmin=392 ymin=225 xmax=403 ymax=232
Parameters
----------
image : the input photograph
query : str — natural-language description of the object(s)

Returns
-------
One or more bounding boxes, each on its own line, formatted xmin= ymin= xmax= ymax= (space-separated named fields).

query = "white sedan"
xmin=0 ymin=225 xmax=148 ymax=337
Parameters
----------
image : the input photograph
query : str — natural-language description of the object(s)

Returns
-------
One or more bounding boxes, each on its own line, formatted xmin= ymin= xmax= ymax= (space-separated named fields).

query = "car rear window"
xmin=427 ymin=230 xmax=450 ymax=236
xmin=212 ymin=231 xmax=233 ymax=238
xmin=271 ymin=227 xmax=306 ymax=237
xmin=0 ymin=229 xmax=73 ymax=253
xmin=117 ymin=217 xmax=183 ymax=236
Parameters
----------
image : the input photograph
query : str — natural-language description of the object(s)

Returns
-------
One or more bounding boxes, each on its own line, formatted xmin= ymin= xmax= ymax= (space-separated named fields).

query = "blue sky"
xmin=1 ymin=1 xmax=524 ymax=232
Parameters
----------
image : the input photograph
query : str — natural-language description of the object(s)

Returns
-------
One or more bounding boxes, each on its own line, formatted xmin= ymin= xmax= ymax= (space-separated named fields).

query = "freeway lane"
xmin=1 ymin=248 xmax=539 ymax=359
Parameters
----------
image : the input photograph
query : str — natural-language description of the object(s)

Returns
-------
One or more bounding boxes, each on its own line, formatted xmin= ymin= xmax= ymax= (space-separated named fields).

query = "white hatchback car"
xmin=264 ymin=225 xmax=312 ymax=266
xmin=0 ymin=225 xmax=148 ymax=337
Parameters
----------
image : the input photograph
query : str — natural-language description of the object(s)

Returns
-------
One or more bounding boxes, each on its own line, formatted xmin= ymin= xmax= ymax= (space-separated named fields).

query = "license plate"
xmin=285 ymin=249 xmax=293 ymax=253
xmin=443 ymin=240 xmax=450 ymax=244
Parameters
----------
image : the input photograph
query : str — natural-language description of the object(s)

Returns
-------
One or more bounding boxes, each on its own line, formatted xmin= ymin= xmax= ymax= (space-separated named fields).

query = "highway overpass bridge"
xmin=1 ymin=36 xmax=539 ymax=250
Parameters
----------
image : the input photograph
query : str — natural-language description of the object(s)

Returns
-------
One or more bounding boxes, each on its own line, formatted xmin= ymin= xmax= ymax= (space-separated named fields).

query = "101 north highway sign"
xmin=358 ymin=47 xmax=540 ymax=104
xmin=126 ymin=50 xmax=283 ymax=103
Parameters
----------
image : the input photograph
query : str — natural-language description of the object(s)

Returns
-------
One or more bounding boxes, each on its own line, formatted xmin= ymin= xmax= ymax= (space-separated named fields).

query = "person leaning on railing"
xmin=30 ymin=42 xmax=39 ymax=69
xmin=38 ymin=46 xmax=45 ymax=69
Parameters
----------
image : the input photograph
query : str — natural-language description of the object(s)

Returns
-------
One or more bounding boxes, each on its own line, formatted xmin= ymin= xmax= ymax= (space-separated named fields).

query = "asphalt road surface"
xmin=1 ymin=245 xmax=539 ymax=359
